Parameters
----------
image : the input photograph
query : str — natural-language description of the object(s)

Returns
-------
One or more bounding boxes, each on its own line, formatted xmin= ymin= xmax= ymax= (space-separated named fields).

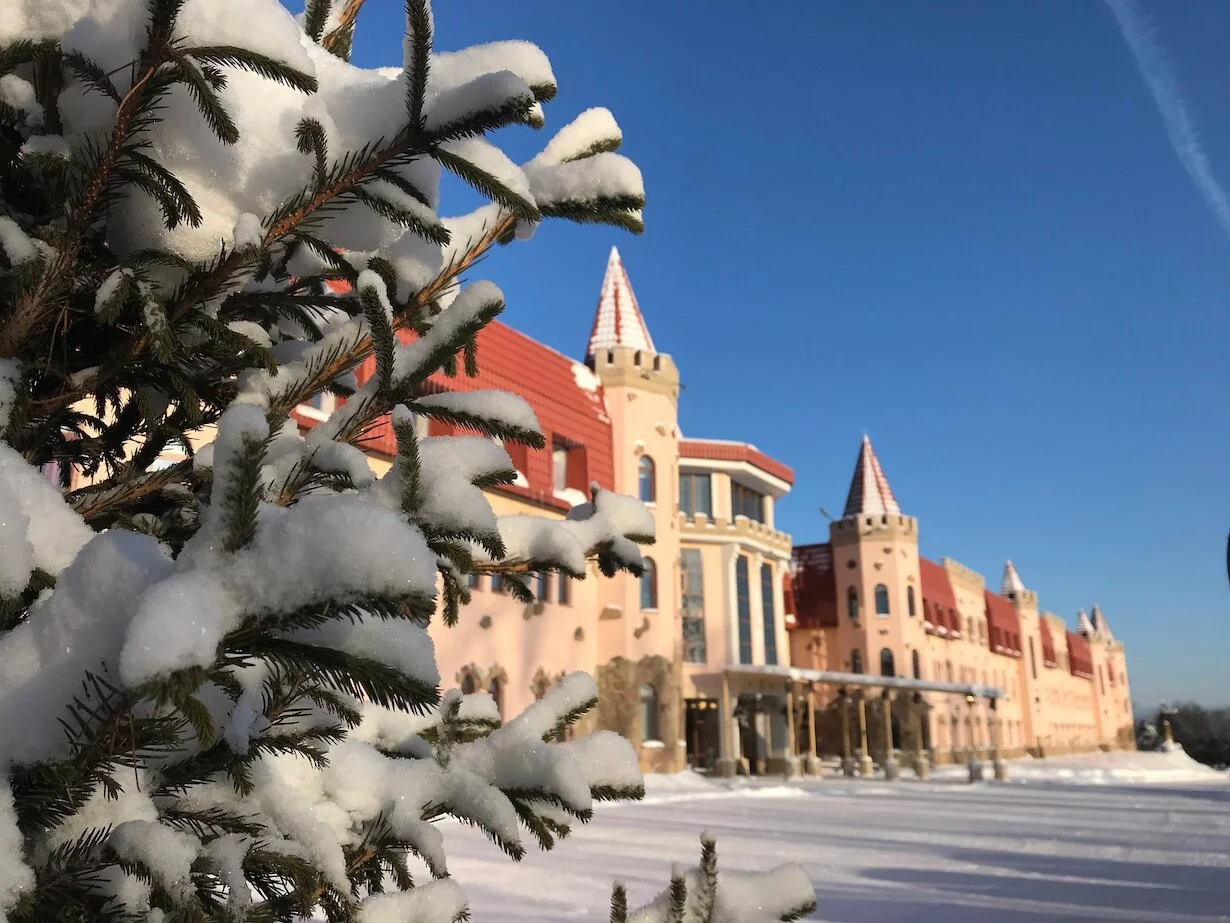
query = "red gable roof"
xmin=789 ymin=543 xmax=838 ymax=629
xmin=984 ymin=590 xmax=1022 ymax=658
xmin=295 ymin=319 xmax=614 ymax=512
xmin=919 ymin=557 xmax=960 ymax=638
xmin=1067 ymin=631 xmax=1094 ymax=680
xmin=679 ymin=439 xmax=794 ymax=485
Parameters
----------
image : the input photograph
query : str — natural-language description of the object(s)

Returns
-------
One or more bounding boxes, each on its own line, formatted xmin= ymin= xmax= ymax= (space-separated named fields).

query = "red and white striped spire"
xmin=841 ymin=434 xmax=900 ymax=519
xmin=586 ymin=246 xmax=655 ymax=361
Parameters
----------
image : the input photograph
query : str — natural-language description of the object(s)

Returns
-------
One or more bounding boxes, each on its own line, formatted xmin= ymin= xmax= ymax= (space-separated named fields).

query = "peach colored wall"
xmin=829 ymin=515 xmax=929 ymax=685
xmin=592 ymin=346 xmax=682 ymax=670
xmin=816 ymin=520 xmax=1128 ymax=760
xmin=677 ymin=510 xmax=795 ymax=699
xmin=428 ymin=489 xmax=604 ymax=721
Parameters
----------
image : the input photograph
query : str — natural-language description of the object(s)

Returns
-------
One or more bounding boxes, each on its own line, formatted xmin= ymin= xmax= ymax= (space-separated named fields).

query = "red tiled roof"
xmin=919 ymin=557 xmax=960 ymax=638
xmin=789 ymin=543 xmax=837 ymax=629
xmin=679 ymin=439 xmax=794 ymax=485
xmin=296 ymin=318 xmax=614 ymax=512
xmin=984 ymin=590 xmax=1022 ymax=658
xmin=1039 ymin=619 xmax=1058 ymax=668
xmin=1067 ymin=631 xmax=1094 ymax=680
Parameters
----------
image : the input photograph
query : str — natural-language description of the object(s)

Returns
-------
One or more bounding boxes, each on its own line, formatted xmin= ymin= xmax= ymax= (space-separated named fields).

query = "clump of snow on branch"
xmin=629 ymin=863 xmax=816 ymax=923
xmin=0 ymin=774 xmax=33 ymax=917
xmin=0 ymin=0 xmax=808 ymax=918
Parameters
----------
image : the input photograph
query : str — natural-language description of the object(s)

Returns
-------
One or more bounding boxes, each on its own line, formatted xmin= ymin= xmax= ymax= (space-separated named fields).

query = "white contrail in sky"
xmin=1104 ymin=0 xmax=1230 ymax=238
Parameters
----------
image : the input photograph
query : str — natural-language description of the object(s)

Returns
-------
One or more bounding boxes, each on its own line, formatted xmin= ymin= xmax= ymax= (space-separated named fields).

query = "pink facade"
xmin=135 ymin=246 xmax=1132 ymax=775
xmin=789 ymin=437 xmax=1136 ymax=760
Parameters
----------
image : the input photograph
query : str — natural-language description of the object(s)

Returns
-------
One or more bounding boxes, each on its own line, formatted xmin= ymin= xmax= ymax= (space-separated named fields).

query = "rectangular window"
xmin=468 ymin=572 xmax=481 ymax=590
xmin=552 ymin=444 xmax=568 ymax=492
xmin=760 ymin=562 xmax=777 ymax=666
xmin=557 ymin=574 xmax=571 ymax=606
xmin=731 ymin=482 xmax=765 ymax=523
xmin=491 ymin=574 xmax=506 ymax=594
xmin=535 ymin=571 xmax=549 ymax=601
xmin=679 ymin=472 xmax=712 ymax=517
xmin=1029 ymin=638 xmax=1038 ymax=679
xmin=551 ymin=437 xmax=589 ymax=494
xmin=680 ymin=548 xmax=706 ymax=663
xmin=735 ymin=555 xmax=752 ymax=664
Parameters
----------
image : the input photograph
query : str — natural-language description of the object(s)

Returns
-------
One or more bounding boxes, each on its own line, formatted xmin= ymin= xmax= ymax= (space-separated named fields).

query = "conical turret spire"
xmin=1001 ymin=560 xmax=1026 ymax=596
xmin=841 ymin=434 xmax=900 ymax=519
xmin=1090 ymin=604 xmax=1113 ymax=639
xmin=1077 ymin=608 xmax=1095 ymax=635
xmin=586 ymin=246 xmax=655 ymax=361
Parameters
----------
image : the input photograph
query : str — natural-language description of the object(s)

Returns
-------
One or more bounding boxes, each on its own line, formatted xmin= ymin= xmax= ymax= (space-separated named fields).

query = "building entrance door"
xmin=684 ymin=698 xmax=719 ymax=772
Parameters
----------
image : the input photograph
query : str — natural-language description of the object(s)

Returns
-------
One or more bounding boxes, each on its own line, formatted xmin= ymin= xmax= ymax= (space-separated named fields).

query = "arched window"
xmin=760 ymin=562 xmax=778 ymax=666
xmin=638 ymin=455 xmax=656 ymax=503
xmin=907 ymin=586 xmax=916 ymax=618
xmin=850 ymin=648 xmax=864 ymax=674
xmin=912 ymin=650 xmax=922 ymax=680
xmin=874 ymin=584 xmax=890 ymax=616
xmin=639 ymin=683 xmax=660 ymax=741
xmin=880 ymin=647 xmax=895 ymax=677
xmin=488 ymin=676 xmax=504 ymax=719
xmin=847 ymin=587 xmax=860 ymax=621
xmin=640 ymin=557 xmax=658 ymax=610
xmin=460 ymin=673 xmax=477 ymax=695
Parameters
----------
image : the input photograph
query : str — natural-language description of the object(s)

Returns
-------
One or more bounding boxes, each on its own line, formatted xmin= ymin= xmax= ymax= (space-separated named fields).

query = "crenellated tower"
xmin=1086 ymin=603 xmax=1134 ymax=748
xmin=1002 ymin=560 xmax=1044 ymax=749
xmin=827 ymin=436 xmax=925 ymax=680
xmin=586 ymin=247 xmax=683 ymax=769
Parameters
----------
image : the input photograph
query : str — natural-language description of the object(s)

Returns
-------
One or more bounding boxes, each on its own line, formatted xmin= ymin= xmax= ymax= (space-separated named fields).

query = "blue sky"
xmin=336 ymin=1 xmax=1229 ymax=709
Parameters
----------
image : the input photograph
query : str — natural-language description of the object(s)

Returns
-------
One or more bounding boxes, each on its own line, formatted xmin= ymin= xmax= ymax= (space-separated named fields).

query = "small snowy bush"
xmin=0 ymin=0 xmax=816 ymax=920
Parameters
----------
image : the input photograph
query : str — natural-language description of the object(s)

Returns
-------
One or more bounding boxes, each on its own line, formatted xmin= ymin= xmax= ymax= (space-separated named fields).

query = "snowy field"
xmin=445 ymin=750 xmax=1230 ymax=922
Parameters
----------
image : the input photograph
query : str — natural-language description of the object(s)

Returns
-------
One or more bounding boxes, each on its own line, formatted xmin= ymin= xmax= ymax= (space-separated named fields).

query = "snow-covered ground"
xmin=445 ymin=750 xmax=1230 ymax=922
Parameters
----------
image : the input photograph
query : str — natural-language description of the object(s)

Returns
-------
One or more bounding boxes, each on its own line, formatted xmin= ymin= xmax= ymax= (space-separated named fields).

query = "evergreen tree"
xmin=0 ymin=1 xmax=817 ymax=920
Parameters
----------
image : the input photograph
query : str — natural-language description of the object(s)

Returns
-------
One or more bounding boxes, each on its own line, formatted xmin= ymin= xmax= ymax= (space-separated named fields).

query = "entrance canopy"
xmin=721 ymin=663 xmax=1006 ymax=700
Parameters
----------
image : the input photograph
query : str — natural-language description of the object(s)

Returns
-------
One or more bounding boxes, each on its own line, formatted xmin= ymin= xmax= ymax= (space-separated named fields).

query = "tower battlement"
xmin=941 ymin=556 xmax=985 ymax=593
xmin=830 ymin=512 xmax=918 ymax=545
xmin=590 ymin=345 xmax=679 ymax=396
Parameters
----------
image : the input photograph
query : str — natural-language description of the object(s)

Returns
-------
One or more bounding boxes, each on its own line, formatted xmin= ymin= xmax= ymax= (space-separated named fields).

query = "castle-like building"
xmin=788 ymin=438 xmax=1135 ymax=769
xmin=142 ymin=246 xmax=1134 ymax=777
xmin=335 ymin=247 xmax=1134 ymax=776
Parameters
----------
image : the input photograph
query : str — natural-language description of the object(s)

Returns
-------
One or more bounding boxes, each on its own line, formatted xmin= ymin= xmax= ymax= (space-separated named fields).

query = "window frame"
xmin=735 ymin=555 xmax=753 ymax=664
xmin=680 ymin=548 xmax=706 ymax=664
xmin=639 ymin=683 xmax=661 ymax=742
xmin=874 ymin=584 xmax=890 ymax=617
xmin=760 ymin=562 xmax=778 ymax=666
xmin=880 ymin=647 xmax=896 ymax=677
xmin=640 ymin=557 xmax=658 ymax=610
xmin=638 ymin=454 xmax=656 ymax=504
xmin=679 ymin=471 xmax=712 ymax=517
xmin=730 ymin=481 xmax=766 ymax=523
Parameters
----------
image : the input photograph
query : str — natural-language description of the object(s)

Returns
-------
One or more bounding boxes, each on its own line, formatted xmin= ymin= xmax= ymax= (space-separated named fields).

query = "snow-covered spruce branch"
xmin=0 ymin=0 xmax=815 ymax=920
xmin=610 ymin=835 xmax=816 ymax=923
